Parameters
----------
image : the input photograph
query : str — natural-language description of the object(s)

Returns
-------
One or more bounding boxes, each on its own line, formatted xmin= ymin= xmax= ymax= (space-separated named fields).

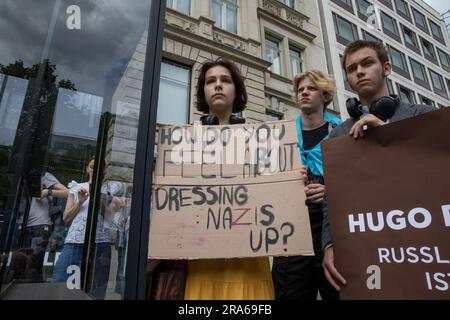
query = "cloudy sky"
xmin=423 ymin=0 xmax=450 ymax=14
xmin=0 ymin=0 xmax=150 ymax=97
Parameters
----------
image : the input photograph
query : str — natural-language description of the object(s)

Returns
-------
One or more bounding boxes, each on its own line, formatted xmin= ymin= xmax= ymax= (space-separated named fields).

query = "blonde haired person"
xmin=271 ymin=70 xmax=341 ymax=300
xmin=293 ymin=70 xmax=336 ymax=109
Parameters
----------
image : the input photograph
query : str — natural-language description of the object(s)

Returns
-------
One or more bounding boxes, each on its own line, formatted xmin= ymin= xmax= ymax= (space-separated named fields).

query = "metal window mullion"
xmin=124 ymin=0 xmax=166 ymax=300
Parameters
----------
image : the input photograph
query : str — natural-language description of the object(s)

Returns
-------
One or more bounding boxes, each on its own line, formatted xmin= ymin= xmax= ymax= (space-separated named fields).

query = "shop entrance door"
xmin=0 ymin=0 xmax=162 ymax=299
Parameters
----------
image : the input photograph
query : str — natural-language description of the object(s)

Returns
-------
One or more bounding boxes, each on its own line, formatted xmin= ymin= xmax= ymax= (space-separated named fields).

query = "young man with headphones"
xmin=321 ymin=40 xmax=436 ymax=291
xmin=272 ymin=70 xmax=341 ymax=300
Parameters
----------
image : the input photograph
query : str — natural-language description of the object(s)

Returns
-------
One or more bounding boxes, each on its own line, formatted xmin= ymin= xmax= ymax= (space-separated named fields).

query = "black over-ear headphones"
xmin=200 ymin=114 xmax=246 ymax=125
xmin=346 ymin=94 xmax=400 ymax=122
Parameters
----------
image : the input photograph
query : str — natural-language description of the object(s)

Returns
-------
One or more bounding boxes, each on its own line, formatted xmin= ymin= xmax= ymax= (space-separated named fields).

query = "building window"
xmin=419 ymin=94 xmax=435 ymax=107
xmin=379 ymin=0 xmax=393 ymax=10
xmin=333 ymin=13 xmax=359 ymax=45
xmin=331 ymin=0 xmax=354 ymax=14
xmin=266 ymin=35 xmax=282 ymax=75
xmin=409 ymin=58 xmax=429 ymax=89
xmin=397 ymin=85 xmax=415 ymax=104
xmin=447 ymin=79 xmax=450 ymax=97
xmin=401 ymin=25 xmax=420 ymax=55
xmin=356 ymin=0 xmax=373 ymax=21
xmin=412 ymin=7 xmax=429 ymax=34
xmin=166 ymin=0 xmax=191 ymax=15
xmin=437 ymin=48 xmax=450 ymax=73
xmin=388 ymin=46 xmax=410 ymax=79
xmin=381 ymin=11 xmax=401 ymax=43
xmin=429 ymin=69 xmax=448 ymax=98
xmin=394 ymin=0 xmax=411 ymax=22
xmin=282 ymin=0 xmax=295 ymax=9
xmin=420 ymin=37 xmax=438 ymax=65
xmin=429 ymin=19 xmax=445 ymax=44
xmin=362 ymin=30 xmax=381 ymax=43
xmin=266 ymin=110 xmax=283 ymax=121
xmin=387 ymin=79 xmax=395 ymax=95
xmin=212 ymin=0 xmax=238 ymax=34
xmin=289 ymin=47 xmax=303 ymax=78
xmin=157 ymin=61 xmax=190 ymax=125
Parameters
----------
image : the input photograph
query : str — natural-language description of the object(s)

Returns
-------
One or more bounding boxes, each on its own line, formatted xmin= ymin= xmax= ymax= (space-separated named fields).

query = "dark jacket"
xmin=321 ymin=102 xmax=437 ymax=250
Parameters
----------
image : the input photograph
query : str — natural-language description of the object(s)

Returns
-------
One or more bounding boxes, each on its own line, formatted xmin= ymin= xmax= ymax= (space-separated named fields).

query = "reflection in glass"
xmin=53 ymin=89 xmax=103 ymax=140
xmin=0 ymin=75 xmax=28 ymax=146
xmin=52 ymin=159 xmax=112 ymax=300
xmin=0 ymin=0 xmax=152 ymax=300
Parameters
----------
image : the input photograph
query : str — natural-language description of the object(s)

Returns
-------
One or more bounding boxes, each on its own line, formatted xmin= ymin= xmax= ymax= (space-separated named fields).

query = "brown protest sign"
xmin=322 ymin=108 xmax=450 ymax=299
xmin=148 ymin=120 xmax=314 ymax=259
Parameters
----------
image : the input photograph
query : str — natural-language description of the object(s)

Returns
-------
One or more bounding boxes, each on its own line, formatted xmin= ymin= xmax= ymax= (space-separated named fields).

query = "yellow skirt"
xmin=184 ymin=257 xmax=275 ymax=300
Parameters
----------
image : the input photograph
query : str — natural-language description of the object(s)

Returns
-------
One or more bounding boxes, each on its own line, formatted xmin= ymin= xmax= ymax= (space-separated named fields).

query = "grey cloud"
xmin=0 ymin=0 xmax=152 ymax=100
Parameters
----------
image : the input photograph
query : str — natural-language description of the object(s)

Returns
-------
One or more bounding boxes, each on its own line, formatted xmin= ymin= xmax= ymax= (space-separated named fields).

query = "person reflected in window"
xmin=18 ymin=172 xmax=68 ymax=282
xmin=52 ymin=158 xmax=121 ymax=299
xmin=183 ymin=59 xmax=275 ymax=300
xmin=101 ymin=180 xmax=128 ymax=297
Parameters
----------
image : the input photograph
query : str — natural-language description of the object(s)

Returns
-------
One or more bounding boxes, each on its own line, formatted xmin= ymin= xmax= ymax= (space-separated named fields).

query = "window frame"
xmin=429 ymin=68 xmax=448 ymax=99
xmin=412 ymin=7 xmax=429 ymax=35
xmin=331 ymin=0 xmax=354 ymax=14
xmin=409 ymin=57 xmax=430 ymax=89
xmin=281 ymin=0 xmax=295 ymax=10
xmin=289 ymin=46 xmax=304 ymax=78
xmin=420 ymin=37 xmax=438 ymax=66
xmin=394 ymin=0 xmax=411 ymax=22
xmin=266 ymin=110 xmax=284 ymax=121
xmin=397 ymin=84 xmax=416 ymax=104
xmin=379 ymin=0 xmax=393 ymax=10
xmin=447 ymin=78 xmax=450 ymax=98
xmin=381 ymin=11 xmax=402 ymax=43
xmin=265 ymin=34 xmax=283 ymax=76
xmin=388 ymin=45 xmax=410 ymax=79
xmin=333 ymin=12 xmax=359 ymax=45
xmin=428 ymin=19 xmax=445 ymax=45
xmin=157 ymin=59 xmax=191 ymax=125
xmin=437 ymin=48 xmax=450 ymax=73
xmin=401 ymin=24 xmax=421 ymax=55
xmin=356 ymin=0 xmax=373 ymax=22
xmin=387 ymin=78 xmax=395 ymax=95
xmin=362 ymin=30 xmax=381 ymax=43
xmin=166 ymin=0 xmax=191 ymax=15
xmin=212 ymin=0 xmax=239 ymax=34
xmin=418 ymin=94 xmax=435 ymax=107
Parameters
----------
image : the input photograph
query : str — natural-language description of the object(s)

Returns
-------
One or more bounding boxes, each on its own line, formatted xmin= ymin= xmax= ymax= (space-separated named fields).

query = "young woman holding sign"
xmin=183 ymin=59 xmax=275 ymax=300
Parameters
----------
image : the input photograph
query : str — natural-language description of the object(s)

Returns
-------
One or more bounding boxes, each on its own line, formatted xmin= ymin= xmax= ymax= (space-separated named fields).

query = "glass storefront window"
xmin=0 ymin=0 xmax=159 ymax=300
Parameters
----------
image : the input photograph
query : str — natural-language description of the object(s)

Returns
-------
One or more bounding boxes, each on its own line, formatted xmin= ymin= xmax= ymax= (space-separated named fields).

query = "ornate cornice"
xmin=258 ymin=0 xmax=316 ymax=41
xmin=164 ymin=9 xmax=270 ymax=70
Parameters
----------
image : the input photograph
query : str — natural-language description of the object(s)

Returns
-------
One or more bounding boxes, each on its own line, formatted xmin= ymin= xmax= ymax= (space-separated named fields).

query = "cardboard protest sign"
xmin=322 ymin=108 xmax=450 ymax=299
xmin=148 ymin=120 xmax=314 ymax=259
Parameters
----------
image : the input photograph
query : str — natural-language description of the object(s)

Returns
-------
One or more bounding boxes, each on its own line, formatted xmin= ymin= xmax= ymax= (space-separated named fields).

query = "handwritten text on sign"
xmin=149 ymin=120 xmax=314 ymax=259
